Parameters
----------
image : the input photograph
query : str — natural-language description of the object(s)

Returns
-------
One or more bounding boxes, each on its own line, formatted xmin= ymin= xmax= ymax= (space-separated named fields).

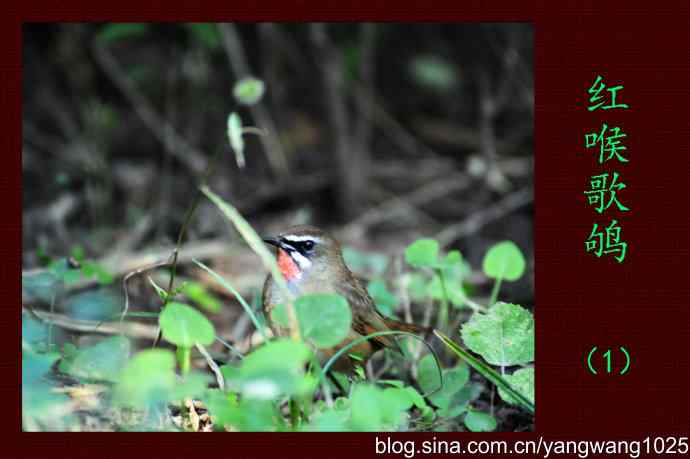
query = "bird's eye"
xmin=302 ymin=240 xmax=315 ymax=251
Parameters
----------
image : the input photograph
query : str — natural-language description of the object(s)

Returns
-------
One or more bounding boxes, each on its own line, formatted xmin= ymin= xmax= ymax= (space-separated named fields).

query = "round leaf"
xmin=295 ymin=294 xmax=352 ymax=349
xmin=464 ymin=410 xmax=496 ymax=432
xmin=482 ymin=241 xmax=526 ymax=281
xmin=113 ymin=349 xmax=176 ymax=407
xmin=64 ymin=336 xmax=130 ymax=382
xmin=233 ymin=77 xmax=265 ymax=105
xmin=461 ymin=302 xmax=534 ymax=366
xmin=159 ymin=302 xmax=215 ymax=347
xmin=405 ymin=238 xmax=439 ymax=268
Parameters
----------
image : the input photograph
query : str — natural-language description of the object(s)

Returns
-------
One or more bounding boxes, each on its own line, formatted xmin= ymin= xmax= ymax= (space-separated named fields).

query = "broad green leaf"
xmin=233 ymin=77 xmax=266 ymax=105
xmin=367 ymin=279 xmax=398 ymax=317
xmin=222 ymin=397 xmax=279 ymax=431
xmin=223 ymin=339 xmax=312 ymax=400
xmin=22 ymin=271 xmax=59 ymax=303
xmin=498 ymin=367 xmax=534 ymax=406
xmin=227 ymin=112 xmax=245 ymax=167
xmin=349 ymin=384 xmax=383 ymax=431
xmin=113 ymin=349 xmax=177 ymax=407
xmin=22 ymin=314 xmax=48 ymax=349
xmin=461 ymin=302 xmax=534 ymax=366
xmin=204 ymin=389 xmax=238 ymax=431
xmin=63 ymin=336 xmax=130 ymax=382
xmin=97 ymin=23 xmax=149 ymax=44
xmin=173 ymin=372 xmax=212 ymax=400
xmin=409 ymin=55 xmax=458 ymax=91
xmin=405 ymin=238 xmax=439 ymax=268
xmin=302 ymin=409 xmax=349 ymax=432
xmin=418 ymin=354 xmax=469 ymax=411
xmin=22 ymin=352 xmax=59 ymax=384
xmin=295 ymin=294 xmax=352 ymax=349
xmin=482 ymin=241 xmax=526 ymax=281
xmin=159 ymin=302 xmax=215 ymax=347
xmin=64 ymin=288 xmax=120 ymax=321
xmin=464 ymin=410 xmax=497 ymax=432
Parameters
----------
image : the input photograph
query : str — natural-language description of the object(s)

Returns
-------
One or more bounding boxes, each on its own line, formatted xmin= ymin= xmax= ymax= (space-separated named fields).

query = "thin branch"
xmin=435 ymin=187 xmax=533 ymax=247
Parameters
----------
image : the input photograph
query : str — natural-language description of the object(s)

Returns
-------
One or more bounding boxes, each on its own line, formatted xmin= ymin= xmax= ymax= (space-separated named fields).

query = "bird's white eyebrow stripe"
xmin=283 ymin=235 xmax=321 ymax=244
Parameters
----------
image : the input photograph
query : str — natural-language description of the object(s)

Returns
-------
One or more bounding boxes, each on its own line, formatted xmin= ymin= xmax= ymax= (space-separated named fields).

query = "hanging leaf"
xmin=227 ymin=112 xmax=245 ymax=168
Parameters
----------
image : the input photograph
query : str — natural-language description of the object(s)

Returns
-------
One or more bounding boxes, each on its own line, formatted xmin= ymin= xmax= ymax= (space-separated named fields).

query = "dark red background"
xmin=5 ymin=1 xmax=689 ymax=457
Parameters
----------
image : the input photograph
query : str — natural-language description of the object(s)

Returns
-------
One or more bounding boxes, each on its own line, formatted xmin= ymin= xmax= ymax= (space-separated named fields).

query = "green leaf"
xmin=427 ymin=276 xmax=466 ymax=308
xmin=418 ymin=354 xmax=469 ymax=411
xmin=349 ymin=384 xmax=383 ymax=431
xmin=482 ymin=241 xmax=526 ymax=281
xmin=433 ymin=330 xmax=534 ymax=414
xmin=204 ymin=389 xmax=238 ymax=431
xmin=113 ymin=349 xmax=177 ymax=407
xmin=233 ymin=77 xmax=266 ymax=105
xmin=295 ymin=294 xmax=352 ymax=349
xmin=23 ymin=352 xmax=59 ymax=384
xmin=22 ymin=271 xmax=59 ymax=303
xmin=223 ymin=339 xmax=312 ymax=400
xmin=464 ymin=410 xmax=496 ymax=432
xmin=22 ymin=313 xmax=48 ymax=349
xmin=302 ymin=409 xmax=349 ymax=432
xmin=97 ymin=23 xmax=149 ymax=45
xmin=64 ymin=288 xmax=120 ymax=321
xmin=409 ymin=55 xmax=458 ymax=91
xmin=173 ymin=372 xmax=212 ymax=400
xmin=405 ymin=238 xmax=439 ymax=268
xmin=159 ymin=302 xmax=216 ymax=347
xmin=367 ymin=279 xmax=398 ymax=317
xmin=227 ymin=112 xmax=245 ymax=168
xmin=222 ymin=397 xmax=279 ymax=431
xmin=498 ymin=367 xmax=534 ymax=406
xmin=63 ymin=336 xmax=130 ymax=382
xmin=461 ymin=302 xmax=534 ymax=366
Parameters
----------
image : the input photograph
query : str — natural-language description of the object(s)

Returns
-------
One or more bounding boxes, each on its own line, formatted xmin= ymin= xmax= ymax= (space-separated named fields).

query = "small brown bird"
xmin=262 ymin=225 xmax=427 ymax=373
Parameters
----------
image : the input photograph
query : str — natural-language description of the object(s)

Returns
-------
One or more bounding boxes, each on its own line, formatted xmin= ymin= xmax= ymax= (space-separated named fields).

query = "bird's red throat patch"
xmin=277 ymin=248 xmax=301 ymax=281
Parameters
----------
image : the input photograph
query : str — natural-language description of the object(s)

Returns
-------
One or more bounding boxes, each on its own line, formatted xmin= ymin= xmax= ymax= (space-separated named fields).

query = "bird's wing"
xmin=336 ymin=274 xmax=400 ymax=352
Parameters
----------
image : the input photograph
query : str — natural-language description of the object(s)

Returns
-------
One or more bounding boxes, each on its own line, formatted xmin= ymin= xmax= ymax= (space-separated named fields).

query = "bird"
xmin=261 ymin=225 xmax=429 ymax=373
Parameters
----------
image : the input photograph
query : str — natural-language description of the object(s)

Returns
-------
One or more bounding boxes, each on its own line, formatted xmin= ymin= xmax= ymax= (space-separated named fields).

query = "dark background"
xmin=6 ymin=0 xmax=690 ymax=456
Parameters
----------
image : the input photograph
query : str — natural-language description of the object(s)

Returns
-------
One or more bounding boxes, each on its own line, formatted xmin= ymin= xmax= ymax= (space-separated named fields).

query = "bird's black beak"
xmin=262 ymin=236 xmax=280 ymax=247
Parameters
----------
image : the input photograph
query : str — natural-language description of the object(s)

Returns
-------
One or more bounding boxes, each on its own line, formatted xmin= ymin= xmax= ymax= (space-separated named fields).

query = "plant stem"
xmin=435 ymin=268 xmax=450 ymax=330
xmin=489 ymin=276 xmax=503 ymax=307
xmin=177 ymin=346 xmax=191 ymax=375
xmin=289 ymin=398 xmax=301 ymax=429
